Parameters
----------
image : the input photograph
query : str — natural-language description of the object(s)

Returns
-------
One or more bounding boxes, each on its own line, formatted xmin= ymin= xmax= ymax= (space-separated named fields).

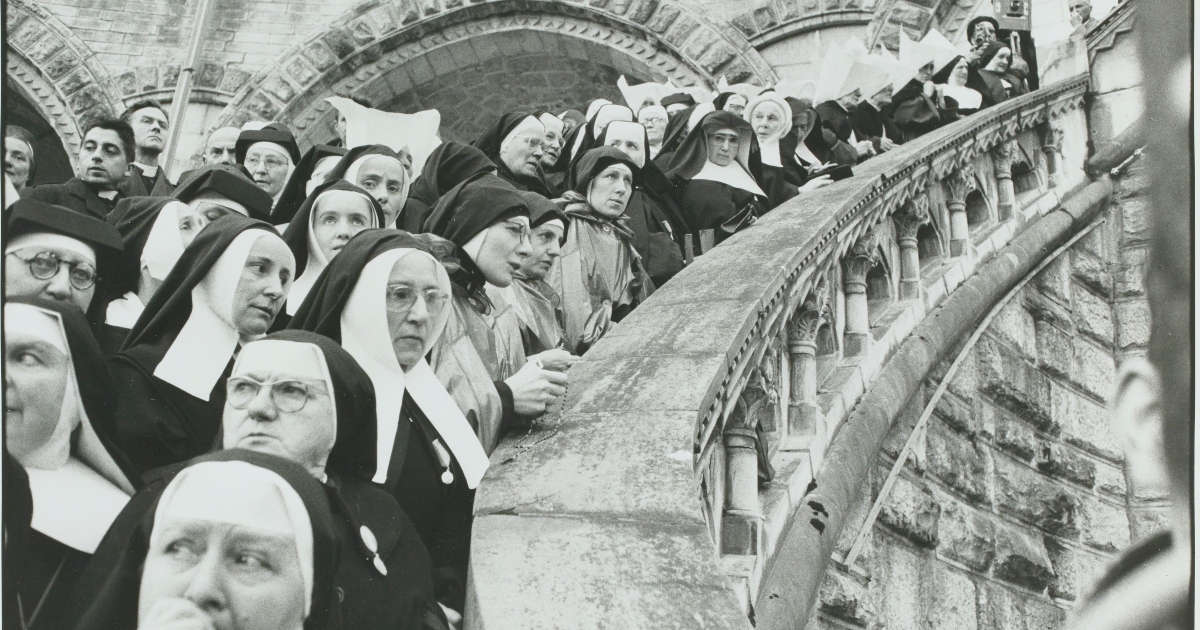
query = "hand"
xmin=854 ymin=141 xmax=875 ymax=157
xmin=526 ymin=348 xmax=579 ymax=372
xmin=1009 ymin=56 xmax=1029 ymax=75
xmin=439 ymin=604 xmax=463 ymax=630
xmin=879 ymin=137 xmax=896 ymax=151
xmin=798 ymin=175 xmax=832 ymax=192
xmin=505 ymin=360 xmax=569 ymax=416
xmin=138 ymin=598 xmax=215 ymax=630
xmin=923 ymin=81 xmax=936 ymax=98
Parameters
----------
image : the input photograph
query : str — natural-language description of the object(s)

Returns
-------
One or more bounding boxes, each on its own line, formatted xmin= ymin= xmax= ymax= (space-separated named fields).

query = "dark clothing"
xmin=890 ymin=79 xmax=943 ymax=141
xmin=815 ymin=101 xmax=855 ymax=144
xmin=24 ymin=178 xmax=120 ymax=220
xmin=678 ymin=179 xmax=769 ymax=246
xmin=758 ymin=164 xmax=799 ymax=210
xmin=851 ymin=101 xmax=902 ymax=153
xmin=117 ymin=167 xmax=174 ymax=198
xmin=403 ymin=142 xmax=496 ymax=233
xmin=16 ymin=531 xmax=90 ymax=630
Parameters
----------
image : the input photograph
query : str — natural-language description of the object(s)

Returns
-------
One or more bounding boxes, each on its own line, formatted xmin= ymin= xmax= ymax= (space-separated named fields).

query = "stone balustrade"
xmin=467 ymin=73 xmax=1091 ymax=630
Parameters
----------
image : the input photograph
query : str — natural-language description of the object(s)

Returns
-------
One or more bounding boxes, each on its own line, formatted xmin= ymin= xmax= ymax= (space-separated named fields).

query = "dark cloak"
xmin=471 ymin=113 xmax=555 ymax=197
xmin=402 ymin=142 xmax=496 ymax=233
xmin=851 ymin=99 xmax=903 ymax=153
xmin=967 ymin=41 xmax=1025 ymax=108
xmin=109 ymin=215 xmax=281 ymax=473
xmin=652 ymin=103 xmax=700 ymax=169
xmin=5 ymin=297 xmax=141 ymax=630
xmin=172 ymin=163 xmax=275 ymax=221
xmin=67 ymin=450 xmax=341 ymax=630
xmin=271 ymin=144 xmax=348 ymax=224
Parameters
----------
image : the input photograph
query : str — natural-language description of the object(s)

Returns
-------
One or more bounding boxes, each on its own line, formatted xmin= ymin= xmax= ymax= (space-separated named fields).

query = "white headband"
xmin=6 ymin=232 xmax=97 ymax=266
xmin=151 ymin=461 xmax=315 ymax=616
xmin=538 ymin=113 xmax=564 ymax=137
xmin=499 ymin=117 xmax=546 ymax=155
xmin=246 ymin=142 xmax=293 ymax=166
xmin=141 ymin=202 xmax=190 ymax=282
xmin=190 ymin=192 xmax=249 ymax=217
xmin=287 ymin=188 xmax=378 ymax=315
xmin=603 ymin=121 xmax=647 ymax=168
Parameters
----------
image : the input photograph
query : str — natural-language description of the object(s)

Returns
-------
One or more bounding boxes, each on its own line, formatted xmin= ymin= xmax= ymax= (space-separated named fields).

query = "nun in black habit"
xmin=664 ymin=110 xmax=769 ymax=247
xmin=495 ymin=193 xmax=569 ymax=356
xmin=287 ymin=230 xmax=493 ymax=614
xmin=4 ymin=297 xmax=140 ymax=630
xmin=401 ymin=141 xmax=497 ymax=234
xmin=270 ymin=143 xmax=349 ymax=225
xmin=101 ymin=164 xmax=274 ymax=354
xmin=472 ymin=113 xmax=556 ymax=198
xmin=67 ymin=450 xmax=341 ymax=630
xmin=324 ymin=144 xmax=412 ymax=229
xmin=110 ymin=215 xmax=296 ymax=473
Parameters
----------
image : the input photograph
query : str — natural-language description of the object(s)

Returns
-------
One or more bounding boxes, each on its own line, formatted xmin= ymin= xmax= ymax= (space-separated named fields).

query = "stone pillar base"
xmin=950 ymin=238 xmax=969 ymax=257
xmin=900 ymin=278 xmax=921 ymax=301
xmin=845 ymin=331 xmax=870 ymax=356
xmin=722 ymin=509 xmax=761 ymax=556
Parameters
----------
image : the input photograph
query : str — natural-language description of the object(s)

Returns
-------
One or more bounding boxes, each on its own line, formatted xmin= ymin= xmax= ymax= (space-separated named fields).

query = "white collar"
xmin=28 ymin=459 xmax=131 ymax=553
xmin=133 ymin=162 xmax=159 ymax=178
xmin=692 ymin=160 xmax=765 ymax=197
xmin=106 ymin=292 xmax=145 ymax=329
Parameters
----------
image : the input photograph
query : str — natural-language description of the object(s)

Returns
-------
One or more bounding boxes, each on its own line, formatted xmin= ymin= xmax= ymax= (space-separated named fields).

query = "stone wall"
xmin=806 ymin=155 xmax=1160 ymax=630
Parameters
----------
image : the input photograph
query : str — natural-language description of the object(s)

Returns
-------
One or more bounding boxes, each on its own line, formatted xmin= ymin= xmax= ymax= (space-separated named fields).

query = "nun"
xmin=713 ymin=92 xmax=749 ymax=116
xmin=931 ymin=55 xmax=983 ymax=120
xmin=744 ymin=92 xmax=803 ymax=208
xmin=850 ymin=78 xmax=903 ymax=155
xmin=68 ymin=450 xmax=341 ymax=630
xmin=325 ymin=144 xmax=412 ymax=228
xmin=503 ymin=193 xmax=569 ymax=355
xmin=281 ymin=180 xmax=383 ymax=318
xmin=664 ymin=110 xmax=769 ymax=247
xmin=287 ymin=230 xmax=494 ymax=613
xmin=548 ymin=147 xmax=654 ymax=352
xmin=537 ymin=111 xmax=567 ymax=175
xmin=890 ymin=60 xmax=944 ymax=142
xmin=219 ymin=330 xmax=448 ymax=630
xmin=562 ymin=103 xmax=635 ymax=173
xmin=637 ymin=104 xmax=670 ymax=160
xmin=102 ymin=164 xmax=274 ymax=352
xmin=110 ymin=215 xmax=296 ymax=473
xmin=472 ymin=113 xmax=555 ymax=198
xmin=270 ymin=143 xmax=349 ymax=225
xmin=423 ymin=175 xmax=573 ymax=433
xmin=5 ymin=199 xmax=123 ymax=325
xmin=594 ymin=120 xmax=689 ymax=286
xmin=967 ymin=41 xmax=1025 ymax=108
xmin=4 ymin=298 xmax=139 ymax=630
xmin=402 ymin=142 xmax=496 ymax=234
xmin=236 ymin=124 xmax=302 ymax=211
xmin=652 ymin=102 xmax=715 ymax=169
xmin=814 ymin=62 xmax=888 ymax=162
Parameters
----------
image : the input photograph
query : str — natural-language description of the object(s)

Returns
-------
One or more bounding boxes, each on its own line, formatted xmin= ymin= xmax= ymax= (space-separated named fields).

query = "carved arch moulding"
xmin=5 ymin=0 xmax=124 ymax=161
xmin=213 ymin=0 xmax=778 ymax=137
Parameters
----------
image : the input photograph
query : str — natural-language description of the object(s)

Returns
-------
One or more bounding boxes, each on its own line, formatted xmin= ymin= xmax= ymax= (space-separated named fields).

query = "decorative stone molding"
xmin=893 ymin=196 xmax=930 ymax=299
xmin=214 ymin=0 xmax=776 ymax=138
xmin=842 ymin=228 xmax=884 ymax=356
xmin=993 ymin=140 xmax=1017 ymax=220
xmin=944 ymin=164 xmax=977 ymax=256
xmin=5 ymin=0 xmax=123 ymax=161
xmin=731 ymin=2 xmax=877 ymax=48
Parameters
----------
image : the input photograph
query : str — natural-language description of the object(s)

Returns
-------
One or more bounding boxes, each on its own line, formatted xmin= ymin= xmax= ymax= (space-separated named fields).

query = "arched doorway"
xmin=5 ymin=76 xmax=75 ymax=186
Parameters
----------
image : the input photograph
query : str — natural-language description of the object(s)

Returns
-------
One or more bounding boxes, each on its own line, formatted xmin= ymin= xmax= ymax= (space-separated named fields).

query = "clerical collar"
xmin=133 ymin=162 xmax=159 ymax=178
xmin=97 ymin=190 xmax=118 ymax=200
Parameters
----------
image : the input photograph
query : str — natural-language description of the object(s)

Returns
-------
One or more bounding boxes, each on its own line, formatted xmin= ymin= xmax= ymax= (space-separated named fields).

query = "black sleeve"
xmin=493 ymin=380 xmax=517 ymax=430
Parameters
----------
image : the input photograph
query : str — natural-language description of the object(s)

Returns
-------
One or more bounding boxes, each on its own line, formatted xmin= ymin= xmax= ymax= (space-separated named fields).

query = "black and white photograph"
xmin=0 ymin=0 xmax=1192 ymax=627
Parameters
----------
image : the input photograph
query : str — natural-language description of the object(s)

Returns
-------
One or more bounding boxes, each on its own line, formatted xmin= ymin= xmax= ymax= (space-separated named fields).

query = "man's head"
xmin=5 ymin=126 xmax=36 ymax=188
xmin=120 ymin=100 xmax=169 ymax=163
xmin=76 ymin=119 xmax=134 ymax=190
xmin=968 ymin=16 xmax=1000 ymax=48
xmin=203 ymin=127 xmax=241 ymax=165
xmin=5 ymin=232 xmax=98 ymax=311
xmin=1069 ymin=0 xmax=1093 ymax=26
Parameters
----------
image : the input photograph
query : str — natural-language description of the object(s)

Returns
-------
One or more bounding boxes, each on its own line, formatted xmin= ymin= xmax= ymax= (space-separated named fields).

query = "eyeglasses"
xmin=385 ymin=285 xmax=450 ymax=315
xmin=7 ymin=250 xmax=98 ymax=290
xmin=244 ymin=155 xmax=289 ymax=170
xmin=226 ymin=377 xmax=327 ymax=412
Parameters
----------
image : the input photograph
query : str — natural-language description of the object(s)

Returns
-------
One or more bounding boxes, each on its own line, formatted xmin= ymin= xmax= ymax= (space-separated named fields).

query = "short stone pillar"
xmin=893 ymin=196 xmax=930 ymax=300
xmin=842 ymin=230 xmax=880 ymax=356
xmin=943 ymin=165 xmax=976 ymax=257
xmin=1040 ymin=124 xmax=1062 ymax=187
xmin=786 ymin=288 xmax=827 ymax=452
xmin=722 ymin=371 xmax=768 ymax=557
xmin=993 ymin=141 xmax=1016 ymax=221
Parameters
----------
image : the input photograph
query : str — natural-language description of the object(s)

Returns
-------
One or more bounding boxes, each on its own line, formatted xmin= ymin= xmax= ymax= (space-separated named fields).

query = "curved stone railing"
xmin=467 ymin=74 xmax=1091 ymax=629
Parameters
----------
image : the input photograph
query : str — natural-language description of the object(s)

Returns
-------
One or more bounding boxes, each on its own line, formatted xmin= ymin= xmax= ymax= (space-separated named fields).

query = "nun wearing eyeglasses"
xmin=664 ymin=110 xmax=769 ymax=247
xmin=280 ymin=180 xmax=384 ymax=321
xmin=547 ymin=147 xmax=654 ymax=353
xmin=217 ymin=330 xmax=448 ymax=630
xmin=110 ymin=215 xmax=296 ymax=473
xmin=401 ymin=141 xmax=496 ymax=234
xmin=101 ymin=165 xmax=274 ymax=354
xmin=4 ymin=199 xmax=123 ymax=326
xmin=236 ymin=124 xmax=302 ymax=212
xmin=4 ymin=298 xmax=140 ymax=630
xmin=288 ymin=230 xmax=494 ymax=614
xmin=472 ymin=113 xmax=555 ymax=198
xmin=68 ymin=450 xmax=341 ymax=630
xmin=324 ymin=144 xmax=412 ymax=228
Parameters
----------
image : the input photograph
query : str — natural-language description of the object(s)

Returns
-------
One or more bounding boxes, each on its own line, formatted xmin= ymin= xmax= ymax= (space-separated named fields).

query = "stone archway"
xmin=214 ymin=0 xmax=778 ymax=146
xmin=5 ymin=0 xmax=124 ymax=166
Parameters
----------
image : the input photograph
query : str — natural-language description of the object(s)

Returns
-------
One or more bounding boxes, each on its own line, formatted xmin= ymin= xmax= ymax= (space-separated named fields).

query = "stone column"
xmin=1040 ymin=124 xmax=1062 ymax=188
xmin=943 ymin=165 xmax=976 ymax=257
xmin=893 ymin=196 xmax=930 ymax=300
xmin=786 ymin=284 xmax=829 ymax=452
xmin=993 ymin=141 xmax=1016 ymax=221
xmin=842 ymin=230 xmax=880 ymax=356
xmin=722 ymin=373 xmax=769 ymax=556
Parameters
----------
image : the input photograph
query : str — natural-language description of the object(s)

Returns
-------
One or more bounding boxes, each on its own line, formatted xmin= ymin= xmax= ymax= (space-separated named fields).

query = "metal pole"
xmin=162 ymin=0 xmax=215 ymax=174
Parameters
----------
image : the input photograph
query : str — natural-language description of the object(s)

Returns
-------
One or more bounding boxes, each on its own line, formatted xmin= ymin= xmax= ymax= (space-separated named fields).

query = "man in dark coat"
xmin=116 ymin=100 xmax=174 ymax=197
xmin=24 ymin=119 xmax=135 ymax=220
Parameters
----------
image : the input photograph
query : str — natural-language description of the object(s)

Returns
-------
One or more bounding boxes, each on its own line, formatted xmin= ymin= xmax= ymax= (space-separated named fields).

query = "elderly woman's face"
xmin=793 ymin=105 xmax=818 ymax=140
xmin=639 ymin=112 xmax=668 ymax=145
xmin=706 ymin=129 xmax=740 ymax=167
xmin=724 ymin=95 xmax=748 ymax=116
xmin=518 ymin=222 xmax=564 ymax=281
xmin=751 ymin=104 xmax=787 ymax=140
xmin=472 ymin=217 xmax=532 ymax=288
xmin=385 ymin=254 xmax=450 ymax=369
xmin=499 ymin=134 xmax=544 ymax=179
xmin=244 ymin=145 xmax=290 ymax=198
xmin=4 ymin=328 xmax=69 ymax=461
xmin=222 ymin=366 xmax=335 ymax=475
xmin=950 ymin=58 xmax=971 ymax=86
xmin=4 ymin=241 xmax=97 ymax=311
xmin=138 ymin=506 xmax=307 ymax=630
xmin=354 ymin=155 xmax=407 ymax=227
xmin=230 ymin=237 xmax=294 ymax=340
xmin=588 ymin=164 xmax=633 ymax=219
xmin=985 ymin=47 xmax=1012 ymax=73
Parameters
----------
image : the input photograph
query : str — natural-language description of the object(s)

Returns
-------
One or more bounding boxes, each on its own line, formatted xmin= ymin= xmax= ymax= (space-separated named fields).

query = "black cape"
xmin=401 ymin=141 xmax=495 ymax=234
xmin=110 ymin=215 xmax=280 ymax=473
xmin=851 ymin=100 xmax=903 ymax=152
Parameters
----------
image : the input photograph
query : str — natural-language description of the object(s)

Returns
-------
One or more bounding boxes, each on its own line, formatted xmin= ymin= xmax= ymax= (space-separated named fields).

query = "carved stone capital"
xmin=1039 ymin=124 xmax=1063 ymax=153
xmin=943 ymin=164 xmax=977 ymax=207
xmin=893 ymin=196 xmax=930 ymax=241
xmin=843 ymin=230 xmax=882 ymax=286
xmin=992 ymin=141 xmax=1015 ymax=179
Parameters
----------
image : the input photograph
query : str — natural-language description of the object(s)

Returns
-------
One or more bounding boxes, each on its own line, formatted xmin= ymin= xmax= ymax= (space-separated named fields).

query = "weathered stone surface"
xmin=992 ymin=520 xmax=1054 ymax=591
xmin=1078 ymin=497 xmax=1130 ymax=552
xmin=1071 ymin=284 xmax=1114 ymax=345
xmin=1035 ymin=443 xmax=1097 ymax=488
xmin=1128 ymin=506 xmax=1172 ymax=542
xmin=932 ymin=391 xmax=979 ymax=437
xmin=1114 ymin=299 xmax=1151 ymax=349
xmin=994 ymin=412 xmax=1038 ymax=462
xmin=1052 ymin=382 xmax=1122 ymax=461
xmin=817 ymin=569 xmax=874 ymax=625
xmin=993 ymin=455 xmax=1080 ymax=538
xmin=1044 ymin=537 xmax=1109 ymax=601
xmin=976 ymin=580 xmax=1068 ymax=629
xmin=975 ymin=337 xmax=1056 ymax=433
xmin=991 ymin=299 xmax=1038 ymax=358
xmin=926 ymin=422 xmax=991 ymax=505
xmin=1115 ymin=246 xmax=1148 ymax=298
xmin=1071 ymin=338 xmax=1116 ymax=402
xmin=872 ymin=541 xmax=922 ymax=630
xmin=937 ymin=501 xmax=995 ymax=572
xmin=1094 ymin=461 xmax=1128 ymax=498
xmin=879 ymin=475 xmax=941 ymax=547
xmin=1033 ymin=320 xmax=1073 ymax=380
xmin=1031 ymin=255 xmax=1070 ymax=305
xmin=1023 ymin=289 xmax=1074 ymax=330
xmin=1070 ymin=250 xmax=1113 ymax=297
xmin=920 ymin=561 xmax=978 ymax=630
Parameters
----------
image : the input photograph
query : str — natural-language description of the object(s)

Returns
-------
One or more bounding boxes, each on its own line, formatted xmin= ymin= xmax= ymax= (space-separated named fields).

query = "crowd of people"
xmin=3 ymin=19 xmax=1042 ymax=630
